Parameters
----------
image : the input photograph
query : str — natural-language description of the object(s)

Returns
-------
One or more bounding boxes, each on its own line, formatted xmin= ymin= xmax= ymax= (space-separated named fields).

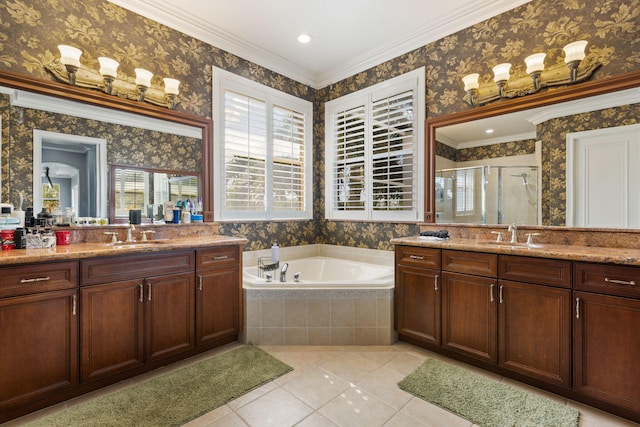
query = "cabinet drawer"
xmin=575 ymin=263 xmax=640 ymax=298
xmin=442 ymin=250 xmax=497 ymax=277
xmin=197 ymin=246 xmax=240 ymax=269
xmin=395 ymin=246 xmax=441 ymax=270
xmin=500 ymin=256 xmax=572 ymax=288
xmin=81 ymin=250 xmax=194 ymax=286
xmin=0 ymin=261 xmax=78 ymax=298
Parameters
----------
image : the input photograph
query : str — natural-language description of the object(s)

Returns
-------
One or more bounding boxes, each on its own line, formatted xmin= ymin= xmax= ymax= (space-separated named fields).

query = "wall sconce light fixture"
xmin=47 ymin=45 xmax=180 ymax=109
xmin=462 ymin=40 xmax=601 ymax=107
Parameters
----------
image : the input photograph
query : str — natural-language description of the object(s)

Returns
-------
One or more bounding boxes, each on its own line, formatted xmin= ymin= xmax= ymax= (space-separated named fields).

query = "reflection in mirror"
xmin=0 ymin=82 xmax=204 ymax=222
xmin=433 ymin=87 xmax=640 ymax=228
xmin=436 ymin=165 xmax=539 ymax=225
xmin=34 ymin=130 xmax=107 ymax=218
xmin=111 ymin=165 xmax=199 ymax=223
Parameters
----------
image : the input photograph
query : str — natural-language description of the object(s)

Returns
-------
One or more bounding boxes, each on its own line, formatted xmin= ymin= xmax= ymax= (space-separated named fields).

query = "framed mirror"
xmin=110 ymin=165 xmax=199 ymax=223
xmin=0 ymin=70 xmax=213 ymax=221
xmin=425 ymin=70 xmax=640 ymax=228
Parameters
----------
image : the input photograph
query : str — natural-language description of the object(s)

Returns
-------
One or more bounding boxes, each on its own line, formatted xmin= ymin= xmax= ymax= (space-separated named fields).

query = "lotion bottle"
xmin=271 ymin=243 xmax=279 ymax=263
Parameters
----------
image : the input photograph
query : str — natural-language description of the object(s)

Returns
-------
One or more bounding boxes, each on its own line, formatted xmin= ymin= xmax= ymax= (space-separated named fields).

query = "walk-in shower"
xmin=435 ymin=165 xmax=539 ymax=225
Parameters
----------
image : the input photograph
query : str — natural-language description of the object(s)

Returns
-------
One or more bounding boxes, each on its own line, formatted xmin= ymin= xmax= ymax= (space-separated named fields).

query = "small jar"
xmin=1 ymin=229 xmax=15 ymax=250
xmin=14 ymin=228 xmax=26 ymax=249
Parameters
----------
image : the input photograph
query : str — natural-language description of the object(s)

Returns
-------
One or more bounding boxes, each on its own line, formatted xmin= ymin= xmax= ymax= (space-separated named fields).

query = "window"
xmin=325 ymin=68 xmax=424 ymax=221
xmin=213 ymin=67 xmax=313 ymax=221
xmin=455 ymin=168 xmax=476 ymax=215
xmin=42 ymin=183 xmax=61 ymax=212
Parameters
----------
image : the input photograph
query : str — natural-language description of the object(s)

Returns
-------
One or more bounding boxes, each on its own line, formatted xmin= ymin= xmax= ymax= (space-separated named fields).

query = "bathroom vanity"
xmin=392 ymin=236 xmax=640 ymax=423
xmin=0 ymin=236 xmax=245 ymax=423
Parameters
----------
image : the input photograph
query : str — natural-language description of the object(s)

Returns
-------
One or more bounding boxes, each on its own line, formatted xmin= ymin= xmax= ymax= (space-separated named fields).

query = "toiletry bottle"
xmin=271 ymin=243 xmax=279 ymax=263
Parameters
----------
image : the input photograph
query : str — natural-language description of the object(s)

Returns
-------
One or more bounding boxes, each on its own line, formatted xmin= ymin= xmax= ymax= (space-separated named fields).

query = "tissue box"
xmin=26 ymin=233 xmax=57 ymax=249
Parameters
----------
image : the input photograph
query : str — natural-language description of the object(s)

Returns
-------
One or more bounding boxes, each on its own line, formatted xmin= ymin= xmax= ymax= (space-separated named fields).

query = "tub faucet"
xmin=508 ymin=223 xmax=517 ymax=243
xmin=280 ymin=263 xmax=289 ymax=282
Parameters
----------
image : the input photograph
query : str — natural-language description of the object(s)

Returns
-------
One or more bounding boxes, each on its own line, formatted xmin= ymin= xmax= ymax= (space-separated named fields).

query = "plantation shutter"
xmin=371 ymin=90 xmax=414 ymax=215
xmin=333 ymin=104 xmax=366 ymax=213
xmin=223 ymin=90 xmax=267 ymax=212
xmin=272 ymin=105 xmax=306 ymax=212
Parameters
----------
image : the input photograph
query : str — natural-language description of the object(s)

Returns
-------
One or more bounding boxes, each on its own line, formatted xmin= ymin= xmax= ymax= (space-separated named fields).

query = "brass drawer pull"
xmin=604 ymin=278 xmax=636 ymax=286
xmin=409 ymin=255 xmax=425 ymax=260
xmin=213 ymin=255 xmax=229 ymax=260
xmin=20 ymin=276 xmax=51 ymax=283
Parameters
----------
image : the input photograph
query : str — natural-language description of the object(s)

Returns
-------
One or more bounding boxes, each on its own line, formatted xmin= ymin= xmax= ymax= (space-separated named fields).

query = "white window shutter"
xmin=333 ymin=104 xmax=366 ymax=212
xmin=223 ymin=90 xmax=267 ymax=212
xmin=371 ymin=90 xmax=414 ymax=214
xmin=272 ymin=105 xmax=306 ymax=212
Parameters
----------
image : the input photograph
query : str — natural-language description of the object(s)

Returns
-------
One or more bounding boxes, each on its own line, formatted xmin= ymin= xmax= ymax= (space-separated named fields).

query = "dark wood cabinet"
xmin=80 ymin=279 xmax=144 ymax=381
xmin=196 ymin=246 xmax=242 ymax=347
xmin=442 ymin=271 xmax=497 ymax=362
xmin=574 ymin=292 xmax=640 ymax=414
xmin=145 ymin=271 xmax=196 ymax=361
xmin=393 ymin=246 xmax=640 ymax=423
xmin=498 ymin=280 xmax=571 ymax=387
xmin=0 ymin=259 xmax=79 ymax=421
xmin=395 ymin=246 xmax=441 ymax=347
xmin=80 ymin=253 xmax=196 ymax=382
xmin=441 ymin=250 xmax=498 ymax=363
xmin=497 ymin=255 xmax=572 ymax=388
xmin=0 ymin=243 xmax=244 ymax=423
xmin=574 ymin=262 xmax=640 ymax=415
xmin=0 ymin=289 xmax=78 ymax=411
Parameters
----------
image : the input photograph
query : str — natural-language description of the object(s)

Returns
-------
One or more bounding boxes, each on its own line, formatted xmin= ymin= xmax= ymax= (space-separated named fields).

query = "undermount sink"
xmin=106 ymin=240 xmax=169 ymax=249
xmin=477 ymin=240 xmax=544 ymax=249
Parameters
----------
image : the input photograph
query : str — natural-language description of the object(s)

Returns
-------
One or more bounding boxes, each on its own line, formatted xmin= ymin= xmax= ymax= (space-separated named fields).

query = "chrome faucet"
xmin=508 ymin=223 xmax=517 ymax=243
xmin=280 ymin=263 xmax=289 ymax=282
xmin=126 ymin=223 xmax=136 ymax=242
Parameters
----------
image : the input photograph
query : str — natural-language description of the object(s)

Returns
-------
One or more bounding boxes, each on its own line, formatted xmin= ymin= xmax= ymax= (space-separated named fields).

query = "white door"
xmin=566 ymin=124 xmax=640 ymax=228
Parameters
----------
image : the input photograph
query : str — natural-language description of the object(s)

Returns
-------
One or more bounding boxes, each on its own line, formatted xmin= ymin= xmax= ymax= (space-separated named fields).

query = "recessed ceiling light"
xmin=297 ymin=33 xmax=312 ymax=44
xmin=485 ymin=129 xmax=494 ymax=134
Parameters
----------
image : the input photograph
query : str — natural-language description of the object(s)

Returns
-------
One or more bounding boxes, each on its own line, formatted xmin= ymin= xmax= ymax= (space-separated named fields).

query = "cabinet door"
xmin=574 ymin=292 xmax=640 ymax=413
xmin=0 ymin=289 xmax=78 ymax=408
xmin=395 ymin=264 xmax=440 ymax=347
xmin=196 ymin=266 xmax=239 ymax=347
xmin=80 ymin=279 xmax=145 ymax=382
xmin=498 ymin=280 xmax=571 ymax=388
xmin=442 ymin=272 xmax=497 ymax=363
xmin=145 ymin=271 xmax=195 ymax=362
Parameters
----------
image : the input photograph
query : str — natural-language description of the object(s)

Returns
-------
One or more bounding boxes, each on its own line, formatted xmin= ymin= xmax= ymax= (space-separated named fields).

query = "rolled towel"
xmin=420 ymin=230 xmax=449 ymax=239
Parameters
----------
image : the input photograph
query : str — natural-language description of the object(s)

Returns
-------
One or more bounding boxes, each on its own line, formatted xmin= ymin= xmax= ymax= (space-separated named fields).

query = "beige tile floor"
xmin=6 ymin=342 xmax=639 ymax=427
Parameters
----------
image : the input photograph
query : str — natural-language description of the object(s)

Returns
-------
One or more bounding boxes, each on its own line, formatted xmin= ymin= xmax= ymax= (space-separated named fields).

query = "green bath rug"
xmin=398 ymin=358 xmax=579 ymax=427
xmin=26 ymin=345 xmax=292 ymax=427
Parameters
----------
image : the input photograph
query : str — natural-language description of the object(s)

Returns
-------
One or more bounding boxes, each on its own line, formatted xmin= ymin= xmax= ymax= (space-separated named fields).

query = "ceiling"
xmin=108 ymin=0 xmax=531 ymax=89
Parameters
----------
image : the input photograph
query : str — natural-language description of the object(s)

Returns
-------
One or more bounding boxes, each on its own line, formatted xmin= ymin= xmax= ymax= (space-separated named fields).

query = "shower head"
xmin=510 ymin=172 xmax=530 ymax=186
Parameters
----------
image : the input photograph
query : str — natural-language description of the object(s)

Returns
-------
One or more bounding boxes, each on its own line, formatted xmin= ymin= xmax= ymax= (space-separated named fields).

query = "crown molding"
xmin=108 ymin=0 xmax=531 ymax=89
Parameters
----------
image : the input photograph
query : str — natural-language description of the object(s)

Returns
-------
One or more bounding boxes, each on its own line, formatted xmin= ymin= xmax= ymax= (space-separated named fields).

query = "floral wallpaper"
xmin=539 ymin=103 xmax=640 ymax=226
xmin=436 ymin=139 xmax=536 ymax=163
xmin=1 ymin=0 xmax=639 ymax=250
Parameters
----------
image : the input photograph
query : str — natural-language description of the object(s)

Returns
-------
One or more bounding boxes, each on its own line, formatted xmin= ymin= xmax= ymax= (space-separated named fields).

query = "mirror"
xmin=0 ymin=70 xmax=213 ymax=223
xmin=111 ymin=165 xmax=199 ymax=223
xmin=425 ymin=70 xmax=640 ymax=228
xmin=34 ymin=130 xmax=107 ymax=218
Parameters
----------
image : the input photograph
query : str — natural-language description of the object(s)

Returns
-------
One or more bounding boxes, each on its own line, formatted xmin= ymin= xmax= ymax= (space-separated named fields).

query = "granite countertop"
xmin=391 ymin=236 xmax=640 ymax=266
xmin=0 ymin=235 xmax=248 ymax=266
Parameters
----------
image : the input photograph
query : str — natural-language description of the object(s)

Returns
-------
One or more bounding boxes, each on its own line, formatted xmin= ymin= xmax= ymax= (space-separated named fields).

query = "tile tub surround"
xmin=242 ymin=245 xmax=396 ymax=346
